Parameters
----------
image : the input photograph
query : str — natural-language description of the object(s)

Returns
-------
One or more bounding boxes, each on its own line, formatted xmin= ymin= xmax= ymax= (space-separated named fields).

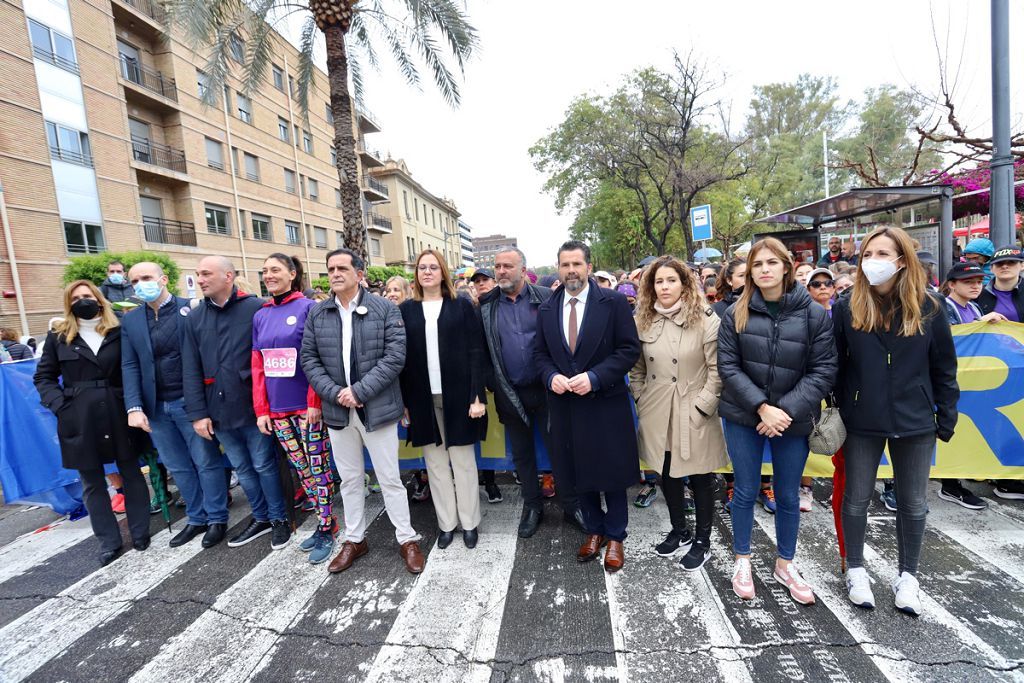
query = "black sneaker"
xmin=680 ymin=538 xmax=710 ymax=571
xmin=485 ymin=483 xmax=503 ymax=503
xmin=227 ymin=520 xmax=273 ymax=547
xmin=270 ymin=520 xmax=291 ymax=550
xmin=654 ymin=528 xmax=693 ymax=557
xmin=994 ymin=480 xmax=1024 ymax=500
xmin=938 ymin=483 xmax=988 ymax=510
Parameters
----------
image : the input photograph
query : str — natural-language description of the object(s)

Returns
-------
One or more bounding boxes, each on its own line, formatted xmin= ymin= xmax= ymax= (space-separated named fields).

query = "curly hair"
xmin=635 ymin=256 xmax=706 ymax=332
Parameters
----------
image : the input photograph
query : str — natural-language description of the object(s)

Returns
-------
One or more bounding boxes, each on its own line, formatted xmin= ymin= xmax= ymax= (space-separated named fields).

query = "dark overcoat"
xmin=534 ymin=281 xmax=641 ymax=493
xmin=399 ymin=296 xmax=489 ymax=448
xmin=33 ymin=327 xmax=145 ymax=470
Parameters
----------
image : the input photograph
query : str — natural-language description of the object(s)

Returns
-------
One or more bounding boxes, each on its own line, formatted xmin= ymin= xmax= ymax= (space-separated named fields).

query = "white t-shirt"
xmin=423 ymin=299 xmax=443 ymax=394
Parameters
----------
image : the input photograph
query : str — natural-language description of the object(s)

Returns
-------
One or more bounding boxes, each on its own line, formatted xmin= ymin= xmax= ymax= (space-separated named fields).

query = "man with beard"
xmin=817 ymin=236 xmax=849 ymax=267
xmin=534 ymin=240 xmax=641 ymax=572
xmin=479 ymin=247 xmax=584 ymax=535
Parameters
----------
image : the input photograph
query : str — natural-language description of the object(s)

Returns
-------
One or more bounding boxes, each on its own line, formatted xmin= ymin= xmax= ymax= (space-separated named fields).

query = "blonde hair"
xmin=850 ymin=226 xmax=932 ymax=336
xmin=635 ymin=256 xmax=705 ymax=331
xmin=733 ymin=237 xmax=795 ymax=333
xmin=385 ymin=275 xmax=412 ymax=304
xmin=57 ymin=280 xmax=119 ymax=343
xmin=411 ymin=250 xmax=456 ymax=301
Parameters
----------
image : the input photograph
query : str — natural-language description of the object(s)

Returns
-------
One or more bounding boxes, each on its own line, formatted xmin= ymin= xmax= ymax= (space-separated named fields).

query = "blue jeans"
xmin=149 ymin=398 xmax=228 ymax=525
xmin=213 ymin=424 xmax=286 ymax=522
xmin=724 ymin=420 xmax=809 ymax=561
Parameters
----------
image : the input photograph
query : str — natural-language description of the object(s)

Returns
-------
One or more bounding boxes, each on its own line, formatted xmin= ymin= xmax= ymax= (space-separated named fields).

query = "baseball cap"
xmin=990 ymin=245 xmax=1024 ymax=264
xmin=916 ymin=250 xmax=937 ymax=265
xmin=594 ymin=270 xmax=617 ymax=286
xmin=806 ymin=268 xmax=834 ymax=283
xmin=471 ymin=268 xmax=494 ymax=281
xmin=945 ymin=262 xmax=986 ymax=281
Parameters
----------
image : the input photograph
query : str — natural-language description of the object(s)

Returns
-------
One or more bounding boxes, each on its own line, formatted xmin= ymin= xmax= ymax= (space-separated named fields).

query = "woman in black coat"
xmin=717 ymin=237 xmax=836 ymax=606
xmin=399 ymin=250 xmax=489 ymax=549
xmin=34 ymin=280 xmax=150 ymax=565
xmin=834 ymin=227 xmax=959 ymax=617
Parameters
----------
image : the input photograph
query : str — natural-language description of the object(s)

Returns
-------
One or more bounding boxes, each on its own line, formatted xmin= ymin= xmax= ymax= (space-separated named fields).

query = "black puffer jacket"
xmin=832 ymin=293 xmax=959 ymax=441
xmin=717 ymin=285 xmax=836 ymax=435
xmin=712 ymin=287 xmax=741 ymax=319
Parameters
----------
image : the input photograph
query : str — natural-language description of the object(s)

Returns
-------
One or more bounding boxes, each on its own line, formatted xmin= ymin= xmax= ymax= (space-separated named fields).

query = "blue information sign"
xmin=690 ymin=204 xmax=713 ymax=242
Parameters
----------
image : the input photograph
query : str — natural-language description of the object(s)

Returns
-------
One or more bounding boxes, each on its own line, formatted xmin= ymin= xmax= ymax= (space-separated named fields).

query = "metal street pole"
xmin=989 ymin=0 xmax=1014 ymax=248
xmin=823 ymin=131 xmax=830 ymax=197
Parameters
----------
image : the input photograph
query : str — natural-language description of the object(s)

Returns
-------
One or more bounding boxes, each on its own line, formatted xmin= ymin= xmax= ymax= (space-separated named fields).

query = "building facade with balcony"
xmin=366 ymin=160 xmax=462 ymax=271
xmin=472 ymin=233 xmax=518 ymax=270
xmin=0 ymin=0 xmax=381 ymax=333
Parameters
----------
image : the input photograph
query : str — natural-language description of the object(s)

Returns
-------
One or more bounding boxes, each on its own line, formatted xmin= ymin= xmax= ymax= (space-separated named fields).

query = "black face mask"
xmin=71 ymin=298 xmax=100 ymax=320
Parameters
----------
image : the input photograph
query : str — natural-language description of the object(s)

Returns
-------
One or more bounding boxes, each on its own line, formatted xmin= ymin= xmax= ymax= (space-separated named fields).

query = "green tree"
xmin=63 ymin=251 xmax=182 ymax=294
xmin=569 ymin=181 xmax=649 ymax=269
xmin=166 ymin=0 xmax=477 ymax=261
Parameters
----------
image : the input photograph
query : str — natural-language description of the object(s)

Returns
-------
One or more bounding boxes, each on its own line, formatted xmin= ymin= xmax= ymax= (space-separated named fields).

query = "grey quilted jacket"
xmin=300 ymin=289 xmax=406 ymax=431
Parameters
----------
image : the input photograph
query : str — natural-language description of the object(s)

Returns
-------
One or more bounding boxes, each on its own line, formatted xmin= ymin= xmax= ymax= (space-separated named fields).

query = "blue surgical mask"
xmin=134 ymin=280 xmax=162 ymax=303
xmin=108 ymin=273 xmax=125 ymax=285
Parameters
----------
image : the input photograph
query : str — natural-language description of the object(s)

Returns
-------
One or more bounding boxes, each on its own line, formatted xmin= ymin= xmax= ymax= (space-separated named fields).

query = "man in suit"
xmin=534 ymin=240 xmax=641 ymax=572
xmin=122 ymin=262 xmax=229 ymax=549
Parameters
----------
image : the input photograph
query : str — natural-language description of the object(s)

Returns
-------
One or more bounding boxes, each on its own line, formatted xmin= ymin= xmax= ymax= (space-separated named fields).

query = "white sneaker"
xmin=892 ymin=572 xmax=922 ymax=616
xmin=845 ymin=567 xmax=875 ymax=609
xmin=799 ymin=486 xmax=813 ymax=512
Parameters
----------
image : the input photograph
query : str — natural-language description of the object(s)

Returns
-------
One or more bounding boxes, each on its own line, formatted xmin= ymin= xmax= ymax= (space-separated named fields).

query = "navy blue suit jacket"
xmin=120 ymin=296 xmax=192 ymax=416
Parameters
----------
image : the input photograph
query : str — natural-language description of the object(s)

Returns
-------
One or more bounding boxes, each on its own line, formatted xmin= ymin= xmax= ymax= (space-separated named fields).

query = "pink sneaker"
xmin=732 ymin=558 xmax=755 ymax=600
xmin=774 ymin=563 xmax=815 ymax=605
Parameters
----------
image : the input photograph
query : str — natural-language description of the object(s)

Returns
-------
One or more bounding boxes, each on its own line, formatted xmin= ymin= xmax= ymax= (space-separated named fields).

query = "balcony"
xmin=131 ymin=136 xmax=186 ymax=173
xmin=116 ymin=0 xmax=164 ymax=22
xmin=361 ymin=175 xmax=389 ymax=202
xmin=143 ymin=217 xmax=197 ymax=246
xmin=120 ymin=56 xmax=178 ymax=107
xmin=367 ymin=212 xmax=393 ymax=234
xmin=32 ymin=46 xmax=79 ymax=75
xmin=356 ymin=141 xmax=384 ymax=168
xmin=358 ymin=108 xmax=381 ymax=134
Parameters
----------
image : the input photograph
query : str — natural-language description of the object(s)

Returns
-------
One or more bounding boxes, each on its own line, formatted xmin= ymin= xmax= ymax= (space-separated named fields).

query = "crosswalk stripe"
xmin=363 ymin=487 xmax=523 ymax=682
xmin=0 ymin=503 xmax=251 ymax=682
xmin=0 ymin=516 xmax=94 ymax=586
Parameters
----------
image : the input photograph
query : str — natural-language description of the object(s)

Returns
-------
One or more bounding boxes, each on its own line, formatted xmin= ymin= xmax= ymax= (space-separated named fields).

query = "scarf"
xmin=653 ymin=300 xmax=683 ymax=318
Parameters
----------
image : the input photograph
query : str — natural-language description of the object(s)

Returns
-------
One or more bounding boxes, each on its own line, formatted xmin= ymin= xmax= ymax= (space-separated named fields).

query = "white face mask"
xmin=861 ymin=258 xmax=902 ymax=286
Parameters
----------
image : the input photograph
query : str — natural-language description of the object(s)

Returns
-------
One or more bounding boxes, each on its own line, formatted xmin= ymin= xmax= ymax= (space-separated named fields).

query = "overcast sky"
xmin=305 ymin=1 xmax=1024 ymax=268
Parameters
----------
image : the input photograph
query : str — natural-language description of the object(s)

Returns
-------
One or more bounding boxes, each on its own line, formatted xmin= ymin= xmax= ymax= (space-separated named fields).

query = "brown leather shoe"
xmin=604 ymin=540 xmax=625 ymax=573
xmin=577 ymin=534 xmax=606 ymax=562
xmin=400 ymin=540 xmax=425 ymax=574
xmin=328 ymin=540 xmax=368 ymax=573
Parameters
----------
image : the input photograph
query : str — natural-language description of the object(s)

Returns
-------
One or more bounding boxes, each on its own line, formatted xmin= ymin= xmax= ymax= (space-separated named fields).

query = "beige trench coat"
xmin=629 ymin=306 xmax=729 ymax=478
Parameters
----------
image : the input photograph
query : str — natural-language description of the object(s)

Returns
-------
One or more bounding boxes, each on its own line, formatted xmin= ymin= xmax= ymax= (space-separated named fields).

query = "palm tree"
xmin=165 ymin=0 xmax=477 ymax=260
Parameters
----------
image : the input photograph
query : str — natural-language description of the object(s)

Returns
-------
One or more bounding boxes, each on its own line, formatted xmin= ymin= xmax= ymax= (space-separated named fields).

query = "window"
xmin=314 ymin=226 xmax=327 ymax=249
xmin=46 ymin=122 xmax=91 ymax=166
xmin=243 ymin=152 xmax=259 ymax=181
xmin=335 ymin=231 xmax=344 ymax=249
xmin=272 ymin=64 xmax=284 ymax=91
xmin=307 ymin=178 xmax=319 ymax=201
xmin=205 ymin=138 xmax=224 ymax=170
xmin=196 ymin=70 xmax=209 ymax=98
xmin=29 ymin=20 xmax=77 ymax=73
xmin=325 ymin=103 xmax=333 ymax=123
xmin=205 ymin=204 xmax=230 ymax=235
xmin=335 ymin=188 xmax=342 ymax=208
xmin=432 ymin=208 xmax=436 ymax=228
xmin=407 ymin=237 xmax=416 ymax=261
xmin=236 ymin=93 xmax=252 ymax=124
xmin=293 ymin=125 xmax=300 ymax=147
xmin=230 ymin=147 xmax=239 ymax=174
xmin=278 ymin=117 xmax=289 ymax=142
xmin=288 ymin=75 xmax=295 ymax=97
xmin=222 ymin=87 xmax=231 ymax=111
xmin=229 ymin=32 xmax=244 ymax=64
xmin=329 ymin=146 xmax=337 ymax=166
xmin=64 ymin=221 xmax=105 ymax=254
xmin=298 ymin=174 xmax=305 ymax=197
xmin=302 ymin=130 xmax=313 ymax=154
xmin=370 ymin=237 xmax=382 ymax=257
xmin=251 ymin=214 xmax=271 ymax=241
xmin=283 ymin=169 xmax=296 ymax=194
xmin=285 ymin=221 xmax=301 ymax=245
xmin=413 ymin=198 xmax=418 ymax=222
xmin=403 ymin=191 xmax=410 ymax=218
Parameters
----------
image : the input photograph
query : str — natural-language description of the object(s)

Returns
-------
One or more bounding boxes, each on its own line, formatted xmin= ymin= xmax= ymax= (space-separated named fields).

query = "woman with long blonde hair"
xmin=834 ymin=226 xmax=959 ymax=616
xmin=34 ymin=281 xmax=150 ymax=566
xmin=717 ymin=238 xmax=836 ymax=605
xmin=630 ymin=257 xmax=728 ymax=570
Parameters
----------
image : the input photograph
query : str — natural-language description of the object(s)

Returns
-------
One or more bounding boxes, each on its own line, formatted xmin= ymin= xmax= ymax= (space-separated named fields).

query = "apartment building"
xmin=0 ymin=0 xmax=384 ymax=334
xmin=472 ymin=233 xmax=518 ymax=270
xmin=367 ymin=159 xmax=462 ymax=270
xmin=457 ymin=219 xmax=474 ymax=266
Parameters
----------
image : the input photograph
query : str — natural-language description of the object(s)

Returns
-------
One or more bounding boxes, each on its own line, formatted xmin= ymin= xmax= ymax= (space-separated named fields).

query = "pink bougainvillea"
xmin=926 ymin=160 xmax=1024 ymax=220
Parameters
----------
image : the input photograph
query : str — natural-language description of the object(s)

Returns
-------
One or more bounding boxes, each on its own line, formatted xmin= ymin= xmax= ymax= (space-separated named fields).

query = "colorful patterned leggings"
xmin=272 ymin=415 xmax=334 ymax=531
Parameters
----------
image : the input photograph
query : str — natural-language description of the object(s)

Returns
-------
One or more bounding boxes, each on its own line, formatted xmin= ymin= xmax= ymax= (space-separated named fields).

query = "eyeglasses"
xmin=417 ymin=264 xmax=441 ymax=272
xmin=808 ymin=280 xmax=835 ymax=289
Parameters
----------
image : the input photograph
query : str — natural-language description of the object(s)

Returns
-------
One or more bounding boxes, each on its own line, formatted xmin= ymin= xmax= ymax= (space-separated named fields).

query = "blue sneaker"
xmin=758 ymin=488 xmax=777 ymax=514
xmin=309 ymin=531 xmax=336 ymax=565
xmin=299 ymin=529 xmax=319 ymax=552
xmin=634 ymin=483 xmax=658 ymax=508
xmin=880 ymin=488 xmax=897 ymax=512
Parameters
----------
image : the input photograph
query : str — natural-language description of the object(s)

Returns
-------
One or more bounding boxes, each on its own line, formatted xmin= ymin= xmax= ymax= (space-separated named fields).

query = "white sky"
xmin=305 ymin=0 xmax=1024 ymax=268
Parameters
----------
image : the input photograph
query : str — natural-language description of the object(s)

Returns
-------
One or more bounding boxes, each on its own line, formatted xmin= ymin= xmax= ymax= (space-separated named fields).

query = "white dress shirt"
xmin=422 ymin=299 xmax=443 ymax=394
xmin=561 ymin=283 xmax=590 ymax=348
xmin=335 ymin=293 xmax=359 ymax=386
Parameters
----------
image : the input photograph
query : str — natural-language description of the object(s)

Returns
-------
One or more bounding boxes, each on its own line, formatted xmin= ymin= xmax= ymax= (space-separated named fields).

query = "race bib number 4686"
xmin=262 ymin=348 xmax=298 ymax=378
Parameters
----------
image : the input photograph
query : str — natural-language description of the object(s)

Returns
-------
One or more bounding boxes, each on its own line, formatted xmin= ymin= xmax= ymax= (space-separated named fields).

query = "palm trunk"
xmin=324 ymin=23 xmax=366 ymax=261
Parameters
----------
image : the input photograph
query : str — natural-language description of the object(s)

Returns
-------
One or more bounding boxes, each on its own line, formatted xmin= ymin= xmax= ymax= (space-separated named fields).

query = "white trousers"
xmin=422 ymin=395 xmax=482 ymax=532
xmin=328 ymin=410 xmax=419 ymax=545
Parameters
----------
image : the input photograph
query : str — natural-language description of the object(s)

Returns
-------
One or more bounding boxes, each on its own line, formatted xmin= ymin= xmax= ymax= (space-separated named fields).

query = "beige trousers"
xmin=423 ymin=394 xmax=482 ymax=532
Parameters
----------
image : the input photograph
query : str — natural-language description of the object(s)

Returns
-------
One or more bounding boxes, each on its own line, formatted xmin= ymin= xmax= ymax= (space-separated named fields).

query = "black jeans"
xmin=80 ymin=461 xmax=150 ymax=552
xmin=495 ymin=383 xmax=576 ymax=513
xmin=660 ymin=455 xmax=715 ymax=542
xmin=842 ymin=432 xmax=935 ymax=575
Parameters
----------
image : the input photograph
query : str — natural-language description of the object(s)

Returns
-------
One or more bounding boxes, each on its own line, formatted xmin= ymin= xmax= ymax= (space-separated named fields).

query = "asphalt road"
xmin=0 ymin=477 xmax=1022 ymax=682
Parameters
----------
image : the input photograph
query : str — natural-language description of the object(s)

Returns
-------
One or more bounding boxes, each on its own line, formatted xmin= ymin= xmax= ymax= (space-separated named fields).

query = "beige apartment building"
xmin=472 ymin=233 xmax=518 ymax=270
xmin=0 ymin=0 xmax=387 ymax=335
xmin=367 ymin=159 xmax=463 ymax=270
